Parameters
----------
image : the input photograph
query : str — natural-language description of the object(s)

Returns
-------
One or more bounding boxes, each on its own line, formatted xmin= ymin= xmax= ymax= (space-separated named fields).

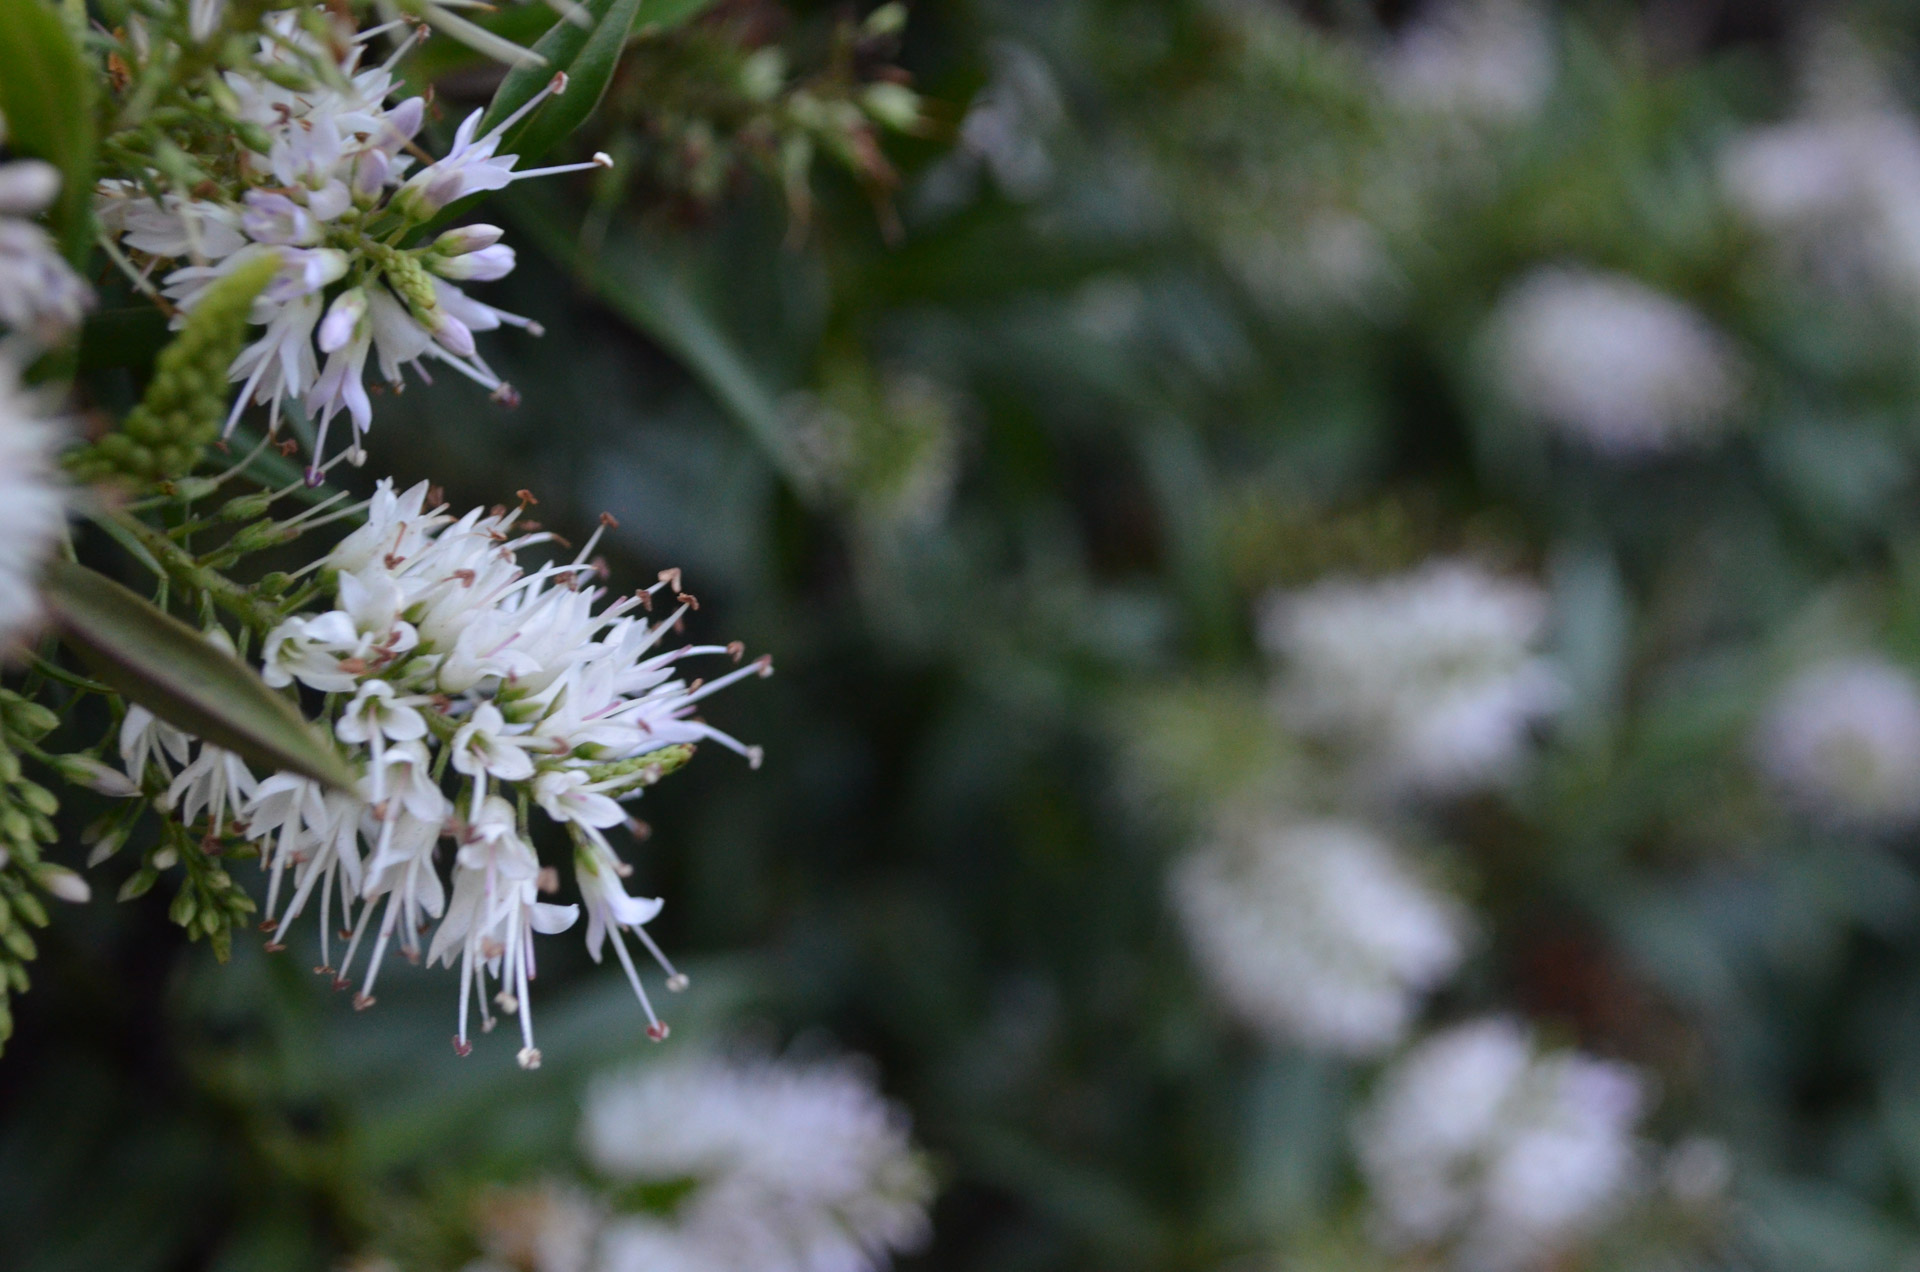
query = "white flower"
xmin=1485 ymin=266 xmax=1743 ymax=456
xmin=1172 ymin=816 xmax=1469 ymax=1055
xmin=1380 ymin=0 xmax=1555 ymax=121
xmin=1354 ymin=1018 xmax=1648 ymax=1271
xmin=582 ymin=1052 xmax=936 ymax=1272
xmin=162 ymin=741 xmax=257 ymax=837
xmin=0 ymin=138 xmax=91 ymax=346
xmin=232 ymin=480 xmax=766 ymax=1059
xmin=1721 ymin=107 xmax=1920 ymax=308
xmin=426 ymin=795 xmax=578 ymax=1067
xmin=1756 ymin=654 xmax=1920 ymax=828
xmin=0 ymin=360 xmax=66 ymax=647
xmin=1261 ymin=560 xmax=1562 ymax=794
xmin=98 ymin=27 xmax=614 ymax=466
xmin=953 ymin=42 xmax=1064 ymax=202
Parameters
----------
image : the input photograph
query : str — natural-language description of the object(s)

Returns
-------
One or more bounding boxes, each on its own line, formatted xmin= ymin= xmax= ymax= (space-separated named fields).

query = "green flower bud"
xmin=76 ymin=253 xmax=281 ymax=483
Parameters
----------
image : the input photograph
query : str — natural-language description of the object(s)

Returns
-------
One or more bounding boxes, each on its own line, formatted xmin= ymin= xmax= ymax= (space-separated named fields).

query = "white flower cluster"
xmin=1260 ymin=559 xmax=1562 ymax=795
xmin=119 ymin=479 xmax=771 ymax=1066
xmin=1721 ymin=108 xmax=1920 ymax=307
xmin=1354 ymin=1018 xmax=1648 ymax=1272
xmin=1171 ymin=816 xmax=1469 ymax=1055
xmin=573 ymin=1053 xmax=935 ymax=1272
xmin=0 ymin=359 xmax=67 ymax=648
xmin=0 ymin=130 xmax=91 ymax=350
xmin=98 ymin=18 xmax=611 ymax=473
xmin=1485 ymin=266 xmax=1743 ymax=457
xmin=1379 ymin=0 xmax=1555 ymax=122
xmin=1755 ymin=654 xmax=1920 ymax=829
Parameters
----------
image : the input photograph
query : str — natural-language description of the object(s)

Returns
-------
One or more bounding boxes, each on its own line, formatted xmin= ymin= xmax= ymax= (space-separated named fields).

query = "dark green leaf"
xmin=479 ymin=0 xmax=719 ymax=164
xmin=40 ymin=559 xmax=359 ymax=793
xmin=0 ymin=0 xmax=94 ymax=261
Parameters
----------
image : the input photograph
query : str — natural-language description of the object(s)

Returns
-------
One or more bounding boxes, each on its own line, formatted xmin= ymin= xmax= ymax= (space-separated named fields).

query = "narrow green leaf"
xmin=479 ymin=0 xmax=716 ymax=163
xmin=40 ymin=560 xmax=359 ymax=793
xmin=0 ymin=0 xmax=94 ymax=260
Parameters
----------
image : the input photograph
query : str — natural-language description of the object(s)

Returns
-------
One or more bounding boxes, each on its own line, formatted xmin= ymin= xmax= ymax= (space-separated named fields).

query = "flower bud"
xmin=433 ymin=224 xmax=506 ymax=256
xmin=0 ymin=158 xmax=59 ymax=216
xmin=35 ymin=865 xmax=90 ymax=905
xmin=427 ymin=244 xmax=515 ymax=282
xmin=430 ymin=312 xmax=477 ymax=358
xmin=50 ymin=754 xmax=138 ymax=797
xmin=862 ymin=82 xmax=923 ymax=132
xmin=319 ymin=287 xmax=369 ymax=353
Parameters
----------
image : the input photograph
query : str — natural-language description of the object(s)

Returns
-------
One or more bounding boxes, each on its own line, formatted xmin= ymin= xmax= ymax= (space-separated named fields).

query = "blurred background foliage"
xmin=28 ymin=0 xmax=1920 ymax=1268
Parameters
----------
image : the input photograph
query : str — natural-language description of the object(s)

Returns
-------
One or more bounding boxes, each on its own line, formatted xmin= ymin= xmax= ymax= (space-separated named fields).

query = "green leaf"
xmin=0 ymin=0 xmax=94 ymax=261
xmin=40 ymin=559 xmax=359 ymax=793
xmin=479 ymin=0 xmax=720 ymax=164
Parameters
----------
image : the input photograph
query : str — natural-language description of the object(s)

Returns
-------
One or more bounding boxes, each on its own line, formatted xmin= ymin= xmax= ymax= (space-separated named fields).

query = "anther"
xmin=646 ymin=1022 xmax=670 ymax=1042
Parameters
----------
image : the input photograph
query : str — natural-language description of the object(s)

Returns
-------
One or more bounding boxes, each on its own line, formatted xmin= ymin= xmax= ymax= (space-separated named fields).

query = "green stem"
xmin=109 ymin=511 xmax=283 ymax=634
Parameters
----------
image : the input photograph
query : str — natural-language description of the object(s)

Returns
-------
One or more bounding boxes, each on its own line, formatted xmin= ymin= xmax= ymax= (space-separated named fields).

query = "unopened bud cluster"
xmin=0 ymin=689 xmax=97 ymax=1046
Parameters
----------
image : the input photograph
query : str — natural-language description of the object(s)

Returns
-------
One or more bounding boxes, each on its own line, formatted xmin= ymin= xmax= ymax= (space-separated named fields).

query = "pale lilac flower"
xmin=1355 ymin=1018 xmax=1648 ymax=1271
xmin=583 ymin=1053 xmax=936 ymax=1272
xmin=1172 ymin=815 xmax=1469 ymax=1055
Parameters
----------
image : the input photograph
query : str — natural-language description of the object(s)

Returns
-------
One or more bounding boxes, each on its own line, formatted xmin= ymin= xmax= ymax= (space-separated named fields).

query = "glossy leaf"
xmin=41 ymin=560 xmax=359 ymax=793
xmin=0 ymin=0 xmax=94 ymax=260
xmin=479 ymin=0 xmax=720 ymax=164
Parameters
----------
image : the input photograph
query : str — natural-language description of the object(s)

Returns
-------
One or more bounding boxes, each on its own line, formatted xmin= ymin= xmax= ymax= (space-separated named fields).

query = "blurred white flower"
xmin=1261 ymin=559 xmax=1561 ymax=794
xmin=0 ymin=127 xmax=91 ymax=347
xmin=1354 ymin=1017 xmax=1648 ymax=1271
xmin=582 ymin=1052 xmax=935 ymax=1272
xmin=1380 ymin=0 xmax=1554 ymax=121
xmin=0 ymin=359 xmax=66 ymax=648
xmin=1486 ymin=267 xmax=1743 ymax=456
xmin=1171 ymin=815 xmax=1469 ymax=1055
xmin=955 ymin=41 xmax=1063 ymax=201
xmin=1755 ymin=654 xmax=1920 ymax=828
xmin=1722 ymin=109 xmax=1920 ymax=309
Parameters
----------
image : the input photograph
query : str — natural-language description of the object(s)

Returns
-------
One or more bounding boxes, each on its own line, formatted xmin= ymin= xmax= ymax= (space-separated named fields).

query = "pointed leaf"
xmin=41 ymin=560 xmax=359 ymax=793
xmin=0 ymin=0 xmax=95 ymax=260
xmin=478 ymin=0 xmax=714 ymax=163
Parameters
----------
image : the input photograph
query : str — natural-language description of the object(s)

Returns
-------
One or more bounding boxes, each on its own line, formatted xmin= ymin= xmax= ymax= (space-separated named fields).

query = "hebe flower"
xmin=1755 ymin=654 xmax=1920 ymax=829
xmin=0 ymin=359 xmax=67 ymax=649
xmin=1172 ymin=814 xmax=1469 ymax=1056
xmin=581 ymin=1052 xmax=936 ymax=1272
xmin=1354 ymin=1018 xmax=1648 ymax=1272
xmin=0 ymin=131 xmax=91 ymax=348
xmin=117 ymin=479 xmax=770 ymax=1066
xmin=1260 ymin=559 xmax=1563 ymax=795
xmin=98 ymin=18 xmax=612 ymax=476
